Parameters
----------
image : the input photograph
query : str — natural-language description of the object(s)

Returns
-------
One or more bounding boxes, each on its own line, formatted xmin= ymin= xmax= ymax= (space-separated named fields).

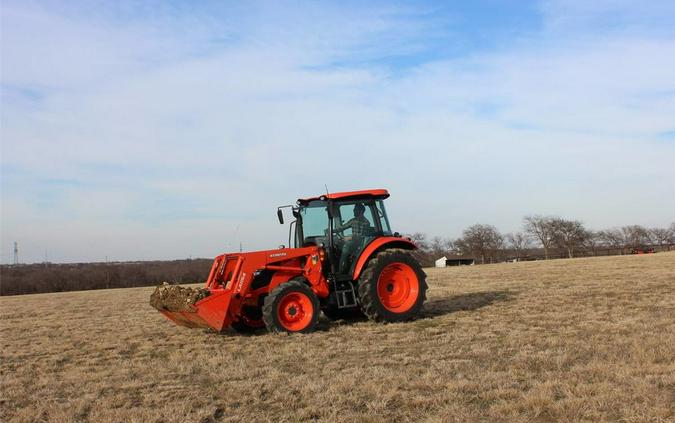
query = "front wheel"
xmin=358 ymin=249 xmax=427 ymax=322
xmin=263 ymin=280 xmax=320 ymax=333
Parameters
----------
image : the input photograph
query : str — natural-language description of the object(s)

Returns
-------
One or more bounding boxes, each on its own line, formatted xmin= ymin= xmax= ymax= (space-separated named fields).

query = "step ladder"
xmin=334 ymin=281 xmax=358 ymax=309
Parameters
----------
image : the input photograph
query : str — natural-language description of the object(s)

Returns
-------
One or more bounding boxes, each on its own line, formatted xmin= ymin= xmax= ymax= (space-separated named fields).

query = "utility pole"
xmin=13 ymin=242 xmax=18 ymax=265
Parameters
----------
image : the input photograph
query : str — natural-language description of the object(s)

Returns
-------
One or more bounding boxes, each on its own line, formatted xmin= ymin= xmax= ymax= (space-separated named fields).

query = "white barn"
xmin=435 ymin=256 xmax=447 ymax=268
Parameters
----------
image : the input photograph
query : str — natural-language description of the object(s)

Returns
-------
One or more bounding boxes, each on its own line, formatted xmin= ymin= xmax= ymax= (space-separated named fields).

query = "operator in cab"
xmin=334 ymin=203 xmax=372 ymax=273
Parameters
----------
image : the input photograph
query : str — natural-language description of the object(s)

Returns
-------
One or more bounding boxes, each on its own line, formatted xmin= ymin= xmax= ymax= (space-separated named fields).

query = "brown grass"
xmin=1 ymin=253 xmax=674 ymax=422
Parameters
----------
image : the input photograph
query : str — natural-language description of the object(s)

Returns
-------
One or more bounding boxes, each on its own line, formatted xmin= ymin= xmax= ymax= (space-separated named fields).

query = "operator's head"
xmin=354 ymin=203 xmax=365 ymax=217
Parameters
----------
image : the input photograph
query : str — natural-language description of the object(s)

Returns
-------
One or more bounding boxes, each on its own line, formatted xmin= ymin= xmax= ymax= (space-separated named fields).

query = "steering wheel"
xmin=332 ymin=228 xmax=344 ymax=241
xmin=325 ymin=227 xmax=345 ymax=239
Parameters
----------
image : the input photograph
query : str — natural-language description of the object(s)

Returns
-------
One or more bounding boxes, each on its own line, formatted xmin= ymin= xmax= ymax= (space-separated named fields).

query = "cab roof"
xmin=298 ymin=189 xmax=389 ymax=205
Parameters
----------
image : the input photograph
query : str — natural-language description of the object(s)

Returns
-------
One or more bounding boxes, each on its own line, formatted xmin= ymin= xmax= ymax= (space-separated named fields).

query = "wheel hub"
xmin=376 ymin=263 xmax=420 ymax=313
xmin=276 ymin=291 xmax=314 ymax=331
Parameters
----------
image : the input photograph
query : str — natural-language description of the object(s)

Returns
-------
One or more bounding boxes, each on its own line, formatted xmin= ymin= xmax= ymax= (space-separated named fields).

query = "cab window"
xmin=299 ymin=201 xmax=329 ymax=246
xmin=376 ymin=200 xmax=392 ymax=234
xmin=336 ymin=202 xmax=376 ymax=237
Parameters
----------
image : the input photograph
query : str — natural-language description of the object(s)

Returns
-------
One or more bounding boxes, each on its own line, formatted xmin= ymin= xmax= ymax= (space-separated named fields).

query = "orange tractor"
xmin=156 ymin=189 xmax=427 ymax=333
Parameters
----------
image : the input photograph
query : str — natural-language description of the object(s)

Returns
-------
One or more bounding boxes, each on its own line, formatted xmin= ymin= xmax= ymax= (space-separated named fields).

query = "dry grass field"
xmin=1 ymin=253 xmax=674 ymax=422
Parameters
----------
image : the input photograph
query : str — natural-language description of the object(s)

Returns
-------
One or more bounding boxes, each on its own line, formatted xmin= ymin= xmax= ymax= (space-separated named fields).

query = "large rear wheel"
xmin=263 ymin=280 xmax=320 ymax=333
xmin=358 ymin=249 xmax=427 ymax=322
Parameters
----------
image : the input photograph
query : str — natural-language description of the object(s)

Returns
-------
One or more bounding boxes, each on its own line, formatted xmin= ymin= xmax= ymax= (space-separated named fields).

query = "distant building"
xmin=435 ymin=256 xmax=475 ymax=267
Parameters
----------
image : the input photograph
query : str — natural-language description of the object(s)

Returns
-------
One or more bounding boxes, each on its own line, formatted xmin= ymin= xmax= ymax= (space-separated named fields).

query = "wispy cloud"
xmin=1 ymin=0 xmax=674 ymax=263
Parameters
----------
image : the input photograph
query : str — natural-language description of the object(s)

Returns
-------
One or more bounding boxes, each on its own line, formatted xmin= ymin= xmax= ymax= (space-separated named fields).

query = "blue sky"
xmin=1 ymin=0 xmax=674 ymax=263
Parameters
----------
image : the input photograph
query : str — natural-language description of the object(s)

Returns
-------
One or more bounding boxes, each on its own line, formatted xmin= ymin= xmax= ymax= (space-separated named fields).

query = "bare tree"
xmin=409 ymin=233 xmax=429 ymax=251
xmin=596 ymin=229 xmax=625 ymax=253
xmin=649 ymin=226 xmax=674 ymax=250
xmin=429 ymin=236 xmax=453 ymax=259
xmin=455 ymin=224 xmax=504 ymax=264
xmin=505 ymin=232 xmax=531 ymax=259
xmin=550 ymin=218 xmax=588 ymax=258
xmin=523 ymin=215 xmax=556 ymax=259
xmin=583 ymin=231 xmax=600 ymax=256
xmin=620 ymin=225 xmax=651 ymax=250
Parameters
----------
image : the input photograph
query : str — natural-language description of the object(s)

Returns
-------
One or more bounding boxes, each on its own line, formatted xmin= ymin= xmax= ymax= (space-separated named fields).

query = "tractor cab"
xmin=289 ymin=190 xmax=393 ymax=279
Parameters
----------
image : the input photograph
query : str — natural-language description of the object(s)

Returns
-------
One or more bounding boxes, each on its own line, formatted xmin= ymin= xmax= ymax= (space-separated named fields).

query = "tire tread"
xmin=262 ymin=279 xmax=319 ymax=333
xmin=358 ymin=248 xmax=428 ymax=322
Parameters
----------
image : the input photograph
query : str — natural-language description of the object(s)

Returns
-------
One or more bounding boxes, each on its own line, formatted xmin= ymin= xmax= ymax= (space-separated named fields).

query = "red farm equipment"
xmin=153 ymin=189 xmax=427 ymax=333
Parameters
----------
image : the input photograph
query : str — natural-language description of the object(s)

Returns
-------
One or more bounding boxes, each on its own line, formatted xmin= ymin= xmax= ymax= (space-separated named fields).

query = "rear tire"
xmin=263 ymin=280 xmax=320 ymax=333
xmin=358 ymin=249 xmax=427 ymax=322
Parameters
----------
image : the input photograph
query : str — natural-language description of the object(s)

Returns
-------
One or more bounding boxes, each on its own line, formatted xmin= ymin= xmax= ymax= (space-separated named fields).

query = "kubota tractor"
xmin=154 ymin=189 xmax=427 ymax=333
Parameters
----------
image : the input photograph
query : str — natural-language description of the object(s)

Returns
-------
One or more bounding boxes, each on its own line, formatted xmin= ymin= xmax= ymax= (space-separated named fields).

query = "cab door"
xmin=331 ymin=201 xmax=379 ymax=277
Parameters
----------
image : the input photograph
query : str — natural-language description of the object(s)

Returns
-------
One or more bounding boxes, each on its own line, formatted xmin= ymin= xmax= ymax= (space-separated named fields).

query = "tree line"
xmin=2 ymin=218 xmax=672 ymax=295
xmin=0 ymin=259 xmax=213 ymax=296
xmin=409 ymin=217 xmax=675 ymax=267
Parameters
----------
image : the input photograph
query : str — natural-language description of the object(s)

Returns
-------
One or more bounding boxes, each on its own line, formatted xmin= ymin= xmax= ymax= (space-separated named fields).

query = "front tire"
xmin=263 ymin=280 xmax=320 ymax=333
xmin=358 ymin=249 xmax=427 ymax=322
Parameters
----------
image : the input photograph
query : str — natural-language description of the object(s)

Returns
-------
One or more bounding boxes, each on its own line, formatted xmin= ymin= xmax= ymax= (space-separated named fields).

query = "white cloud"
xmin=1 ymin=0 xmax=674 ymax=263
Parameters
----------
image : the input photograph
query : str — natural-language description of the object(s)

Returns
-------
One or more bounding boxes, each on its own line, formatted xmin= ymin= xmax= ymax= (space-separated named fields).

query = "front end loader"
xmin=151 ymin=189 xmax=427 ymax=333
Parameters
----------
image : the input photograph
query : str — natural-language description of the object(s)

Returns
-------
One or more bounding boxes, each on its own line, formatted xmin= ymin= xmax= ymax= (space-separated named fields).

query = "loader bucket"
xmin=156 ymin=289 xmax=233 ymax=332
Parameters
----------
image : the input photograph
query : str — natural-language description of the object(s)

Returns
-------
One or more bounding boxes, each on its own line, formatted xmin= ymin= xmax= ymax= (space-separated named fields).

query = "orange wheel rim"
xmin=277 ymin=292 xmax=314 ymax=331
xmin=376 ymin=263 xmax=419 ymax=313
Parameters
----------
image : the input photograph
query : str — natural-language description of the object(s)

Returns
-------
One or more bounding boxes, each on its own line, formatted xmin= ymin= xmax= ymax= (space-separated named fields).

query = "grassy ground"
xmin=1 ymin=252 xmax=674 ymax=422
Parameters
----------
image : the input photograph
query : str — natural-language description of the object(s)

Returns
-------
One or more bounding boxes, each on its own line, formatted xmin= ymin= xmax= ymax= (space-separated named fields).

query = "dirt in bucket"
xmin=149 ymin=282 xmax=210 ymax=312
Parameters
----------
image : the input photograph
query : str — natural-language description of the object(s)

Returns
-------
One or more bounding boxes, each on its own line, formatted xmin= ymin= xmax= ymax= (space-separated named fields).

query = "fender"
xmin=352 ymin=236 xmax=417 ymax=280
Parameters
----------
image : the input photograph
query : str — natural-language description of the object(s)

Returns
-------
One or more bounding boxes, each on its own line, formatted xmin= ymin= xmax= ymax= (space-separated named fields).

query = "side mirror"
xmin=277 ymin=208 xmax=284 ymax=224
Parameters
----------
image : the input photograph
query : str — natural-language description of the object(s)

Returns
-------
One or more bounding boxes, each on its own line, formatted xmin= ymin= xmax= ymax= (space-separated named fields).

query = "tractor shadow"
xmin=420 ymin=290 xmax=515 ymax=318
xmin=226 ymin=290 xmax=515 ymax=336
xmin=315 ymin=314 xmax=367 ymax=332
xmin=315 ymin=290 xmax=516 ymax=331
